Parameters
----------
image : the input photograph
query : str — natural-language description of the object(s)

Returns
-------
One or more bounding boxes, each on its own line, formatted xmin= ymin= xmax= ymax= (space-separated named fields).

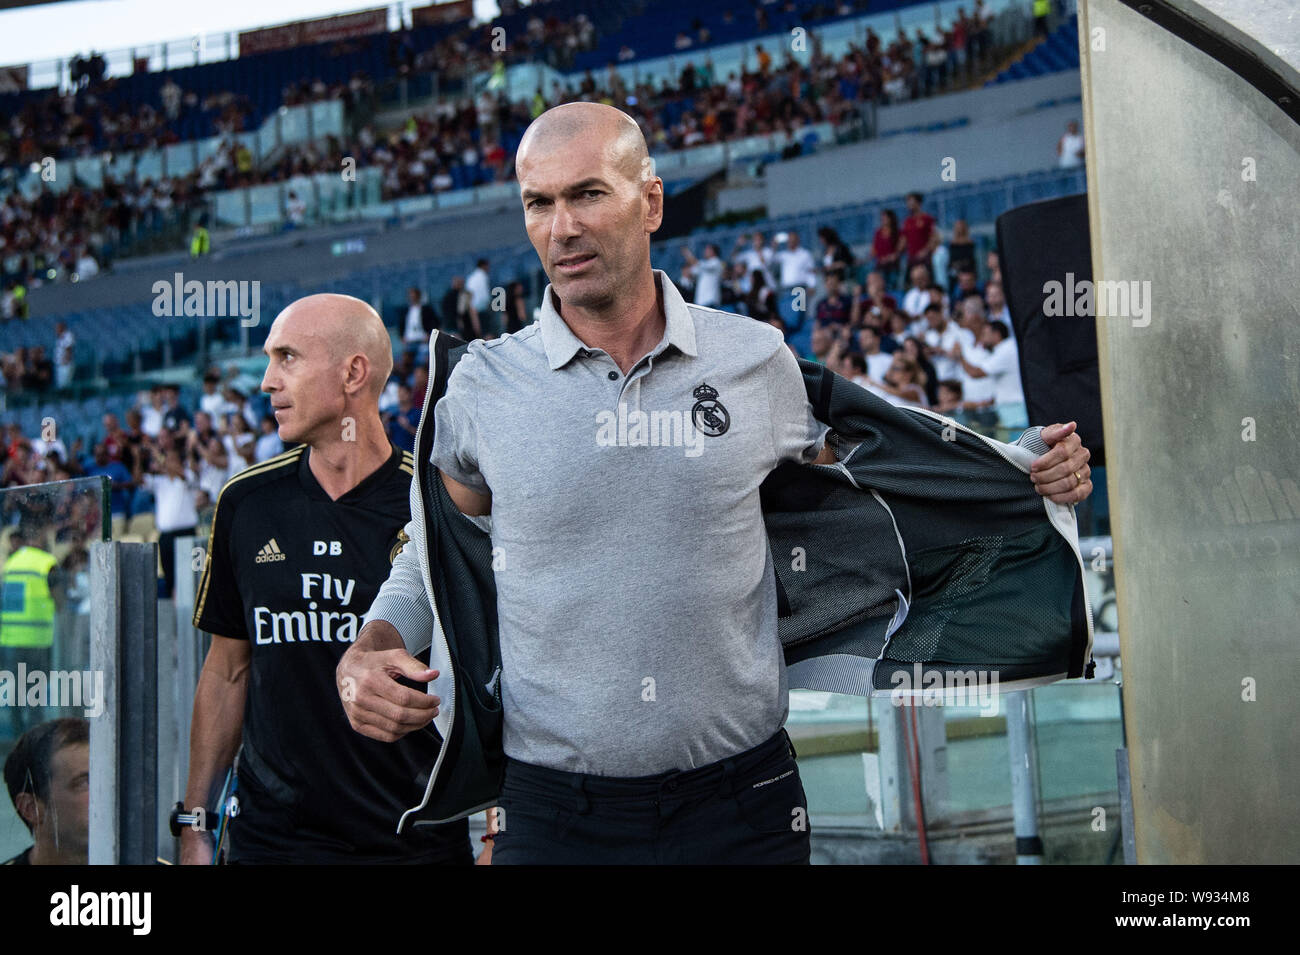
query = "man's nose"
xmin=550 ymin=200 xmax=582 ymax=242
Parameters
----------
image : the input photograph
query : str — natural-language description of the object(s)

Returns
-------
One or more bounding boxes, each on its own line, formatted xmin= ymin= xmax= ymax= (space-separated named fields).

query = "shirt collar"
xmin=539 ymin=268 xmax=699 ymax=370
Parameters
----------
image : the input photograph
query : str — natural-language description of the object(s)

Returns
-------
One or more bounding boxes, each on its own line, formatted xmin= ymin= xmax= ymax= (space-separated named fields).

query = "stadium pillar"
xmin=88 ymin=541 xmax=159 ymax=865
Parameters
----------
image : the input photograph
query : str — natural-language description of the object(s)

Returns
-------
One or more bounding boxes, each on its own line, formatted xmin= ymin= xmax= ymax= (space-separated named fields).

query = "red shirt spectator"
xmin=902 ymin=192 xmax=937 ymax=265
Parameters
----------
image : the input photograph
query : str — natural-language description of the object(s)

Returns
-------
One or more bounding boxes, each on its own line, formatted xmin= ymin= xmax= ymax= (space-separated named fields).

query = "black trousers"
xmin=491 ymin=729 xmax=810 ymax=865
xmin=157 ymin=526 xmax=195 ymax=599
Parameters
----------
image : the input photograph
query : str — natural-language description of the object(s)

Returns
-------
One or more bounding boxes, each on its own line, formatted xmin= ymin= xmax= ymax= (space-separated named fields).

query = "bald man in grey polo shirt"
xmin=338 ymin=103 xmax=1095 ymax=864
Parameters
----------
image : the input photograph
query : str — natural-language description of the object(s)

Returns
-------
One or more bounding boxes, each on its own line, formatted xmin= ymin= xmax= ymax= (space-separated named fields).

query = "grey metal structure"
xmin=1006 ymin=690 xmax=1044 ymax=864
xmin=1080 ymin=0 xmax=1300 ymax=862
xmin=88 ymin=542 xmax=159 ymax=866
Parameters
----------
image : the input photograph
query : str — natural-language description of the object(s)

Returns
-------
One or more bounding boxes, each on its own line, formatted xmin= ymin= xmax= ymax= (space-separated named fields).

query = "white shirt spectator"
xmin=224 ymin=432 xmax=256 ymax=481
xmin=969 ymin=337 xmax=1025 ymax=405
xmin=774 ymin=245 xmax=817 ymax=288
xmin=140 ymin=405 xmax=164 ymax=438
xmin=254 ymin=431 xmax=285 ymax=463
xmin=1059 ymin=129 xmax=1085 ymax=168
xmin=693 ymin=255 xmax=725 ymax=308
xmin=960 ymin=353 xmax=997 ymax=406
xmin=925 ymin=321 xmax=975 ymax=382
xmin=286 ymin=193 xmax=306 ymax=226
xmin=404 ymin=304 xmax=427 ymax=345
xmin=735 ymin=246 xmax=775 ymax=293
xmin=55 ymin=328 xmax=75 ymax=389
xmin=865 ymin=351 xmax=893 ymax=382
xmin=199 ymin=390 xmax=232 ymax=420
xmin=901 ymin=286 xmax=930 ymax=319
xmin=466 ymin=266 xmax=491 ymax=314
xmin=32 ymin=436 xmax=67 ymax=463
xmin=143 ymin=471 xmax=199 ymax=532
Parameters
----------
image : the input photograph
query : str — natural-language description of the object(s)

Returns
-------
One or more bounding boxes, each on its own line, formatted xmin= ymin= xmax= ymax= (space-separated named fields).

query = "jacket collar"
xmin=539 ymin=268 xmax=699 ymax=370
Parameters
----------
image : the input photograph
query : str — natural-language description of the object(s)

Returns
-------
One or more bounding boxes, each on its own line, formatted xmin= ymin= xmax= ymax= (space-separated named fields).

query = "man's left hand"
xmin=1030 ymin=421 xmax=1093 ymax=505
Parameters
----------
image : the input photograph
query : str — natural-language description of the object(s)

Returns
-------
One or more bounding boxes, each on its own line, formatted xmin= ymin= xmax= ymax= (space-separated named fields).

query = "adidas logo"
xmin=254 ymin=538 xmax=286 ymax=564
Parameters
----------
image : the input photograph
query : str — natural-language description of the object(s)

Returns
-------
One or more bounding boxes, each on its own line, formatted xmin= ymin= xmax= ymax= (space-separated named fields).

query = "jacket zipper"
xmin=397 ymin=329 xmax=458 ymax=832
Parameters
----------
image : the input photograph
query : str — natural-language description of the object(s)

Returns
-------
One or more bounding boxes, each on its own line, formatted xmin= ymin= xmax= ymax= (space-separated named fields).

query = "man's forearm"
xmin=355 ymin=619 xmax=405 ymax=653
xmin=183 ymin=662 xmax=247 ymax=816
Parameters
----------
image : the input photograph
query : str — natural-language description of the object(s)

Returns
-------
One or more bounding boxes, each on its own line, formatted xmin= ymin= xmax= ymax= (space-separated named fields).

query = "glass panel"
xmin=0 ymin=476 xmax=111 ymax=863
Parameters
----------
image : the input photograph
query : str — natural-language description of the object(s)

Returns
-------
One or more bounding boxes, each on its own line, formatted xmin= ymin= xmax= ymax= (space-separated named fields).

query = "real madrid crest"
xmin=691 ymin=382 xmax=730 ymax=437
xmin=389 ymin=528 xmax=410 ymax=565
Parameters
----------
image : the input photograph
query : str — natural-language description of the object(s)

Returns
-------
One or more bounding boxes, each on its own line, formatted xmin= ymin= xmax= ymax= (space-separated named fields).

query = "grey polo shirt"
xmin=431 ymin=269 xmax=827 ymax=776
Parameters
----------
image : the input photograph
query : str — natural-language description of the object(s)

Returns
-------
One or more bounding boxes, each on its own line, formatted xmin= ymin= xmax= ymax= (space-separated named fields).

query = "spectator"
xmin=285 ymin=191 xmax=307 ymax=229
xmin=223 ymin=413 xmax=258 ymax=481
xmin=683 ymin=243 xmax=725 ymax=308
xmin=954 ymin=298 xmax=997 ymax=428
xmin=901 ymin=191 xmax=939 ymax=271
xmin=814 ymin=273 xmax=852 ymax=328
xmin=1058 ymin=120 xmax=1085 ymax=168
xmin=921 ymin=302 xmax=974 ymax=385
xmin=985 ymin=279 xmax=1012 ymax=329
xmin=186 ymin=410 xmax=228 ymax=504
xmin=746 ymin=269 xmax=780 ymax=325
xmin=951 ymin=320 xmax=1025 ymax=425
xmin=399 ymin=286 xmax=439 ymax=353
xmin=53 ymin=322 xmax=75 ymax=390
xmin=871 ymin=210 xmax=906 ymax=291
xmin=817 ymin=226 xmax=855 ymax=282
xmin=441 ymin=275 xmax=480 ymax=341
xmin=866 ymin=352 xmax=929 ymax=407
xmin=253 ymin=413 xmax=285 ymax=464
xmin=1034 ymin=0 xmax=1052 ymax=38
xmin=198 ymin=371 xmax=231 ymax=420
xmin=466 ymin=258 xmax=493 ymax=335
xmin=138 ymin=447 xmax=198 ymax=599
xmin=900 ymin=262 xmax=933 ymax=319
xmin=385 ymin=383 xmax=421 ymax=453
xmin=773 ymin=231 xmax=818 ymax=350
xmin=139 ymin=387 xmax=165 ymax=438
xmin=502 ymin=280 xmax=531 ymax=334
xmin=856 ymin=325 xmax=895 ymax=382
xmin=946 ymin=219 xmax=977 ymax=292
xmin=901 ymin=336 xmax=940 ymax=406
xmin=733 ymin=232 xmax=775 ymax=296
xmin=160 ymin=384 xmax=190 ymax=432
xmin=190 ymin=223 xmax=210 ymax=259
xmin=84 ymin=444 xmax=132 ymax=519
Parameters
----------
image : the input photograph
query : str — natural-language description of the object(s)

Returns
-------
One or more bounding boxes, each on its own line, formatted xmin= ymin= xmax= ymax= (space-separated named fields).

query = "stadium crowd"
xmin=676 ymin=195 xmax=1024 ymax=431
xmin=0 ymin=0 xmax=1010 ymax=289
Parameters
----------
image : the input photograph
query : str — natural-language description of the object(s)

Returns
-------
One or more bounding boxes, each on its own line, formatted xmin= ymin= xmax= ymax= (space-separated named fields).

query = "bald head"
xmin=516 ymin=102 xmax=649 ymax=186
xmin=272 ymin=294 xmax=392 ymax=398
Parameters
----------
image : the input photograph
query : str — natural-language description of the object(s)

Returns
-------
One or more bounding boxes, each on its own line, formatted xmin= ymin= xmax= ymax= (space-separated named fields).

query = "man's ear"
xmin=14 ymin=792 xmax=41 ymax=831
xmin=644 ymin=176 xmax=664 ymax=235
xmin=343 ymin=354 xmax=370 ymax=396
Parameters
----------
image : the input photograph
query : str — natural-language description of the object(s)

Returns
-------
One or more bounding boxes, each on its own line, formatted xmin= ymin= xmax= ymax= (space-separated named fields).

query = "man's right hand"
xmin=337 ymin=625 xmax=441 ymax=742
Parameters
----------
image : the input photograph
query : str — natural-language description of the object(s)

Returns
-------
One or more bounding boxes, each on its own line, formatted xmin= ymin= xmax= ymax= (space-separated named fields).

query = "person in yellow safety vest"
xmin=190 ymin=223 xmax=210 ymax=258
xmin=1034 ymin=0 xmax=1052 ymax=38
xmin=1 ymin=527 xmax=60 ymax=737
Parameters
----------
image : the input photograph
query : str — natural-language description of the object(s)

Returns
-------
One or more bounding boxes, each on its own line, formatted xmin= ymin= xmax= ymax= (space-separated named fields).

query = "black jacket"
xmin=367 ymin=330 xmax=1095 ymax=829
